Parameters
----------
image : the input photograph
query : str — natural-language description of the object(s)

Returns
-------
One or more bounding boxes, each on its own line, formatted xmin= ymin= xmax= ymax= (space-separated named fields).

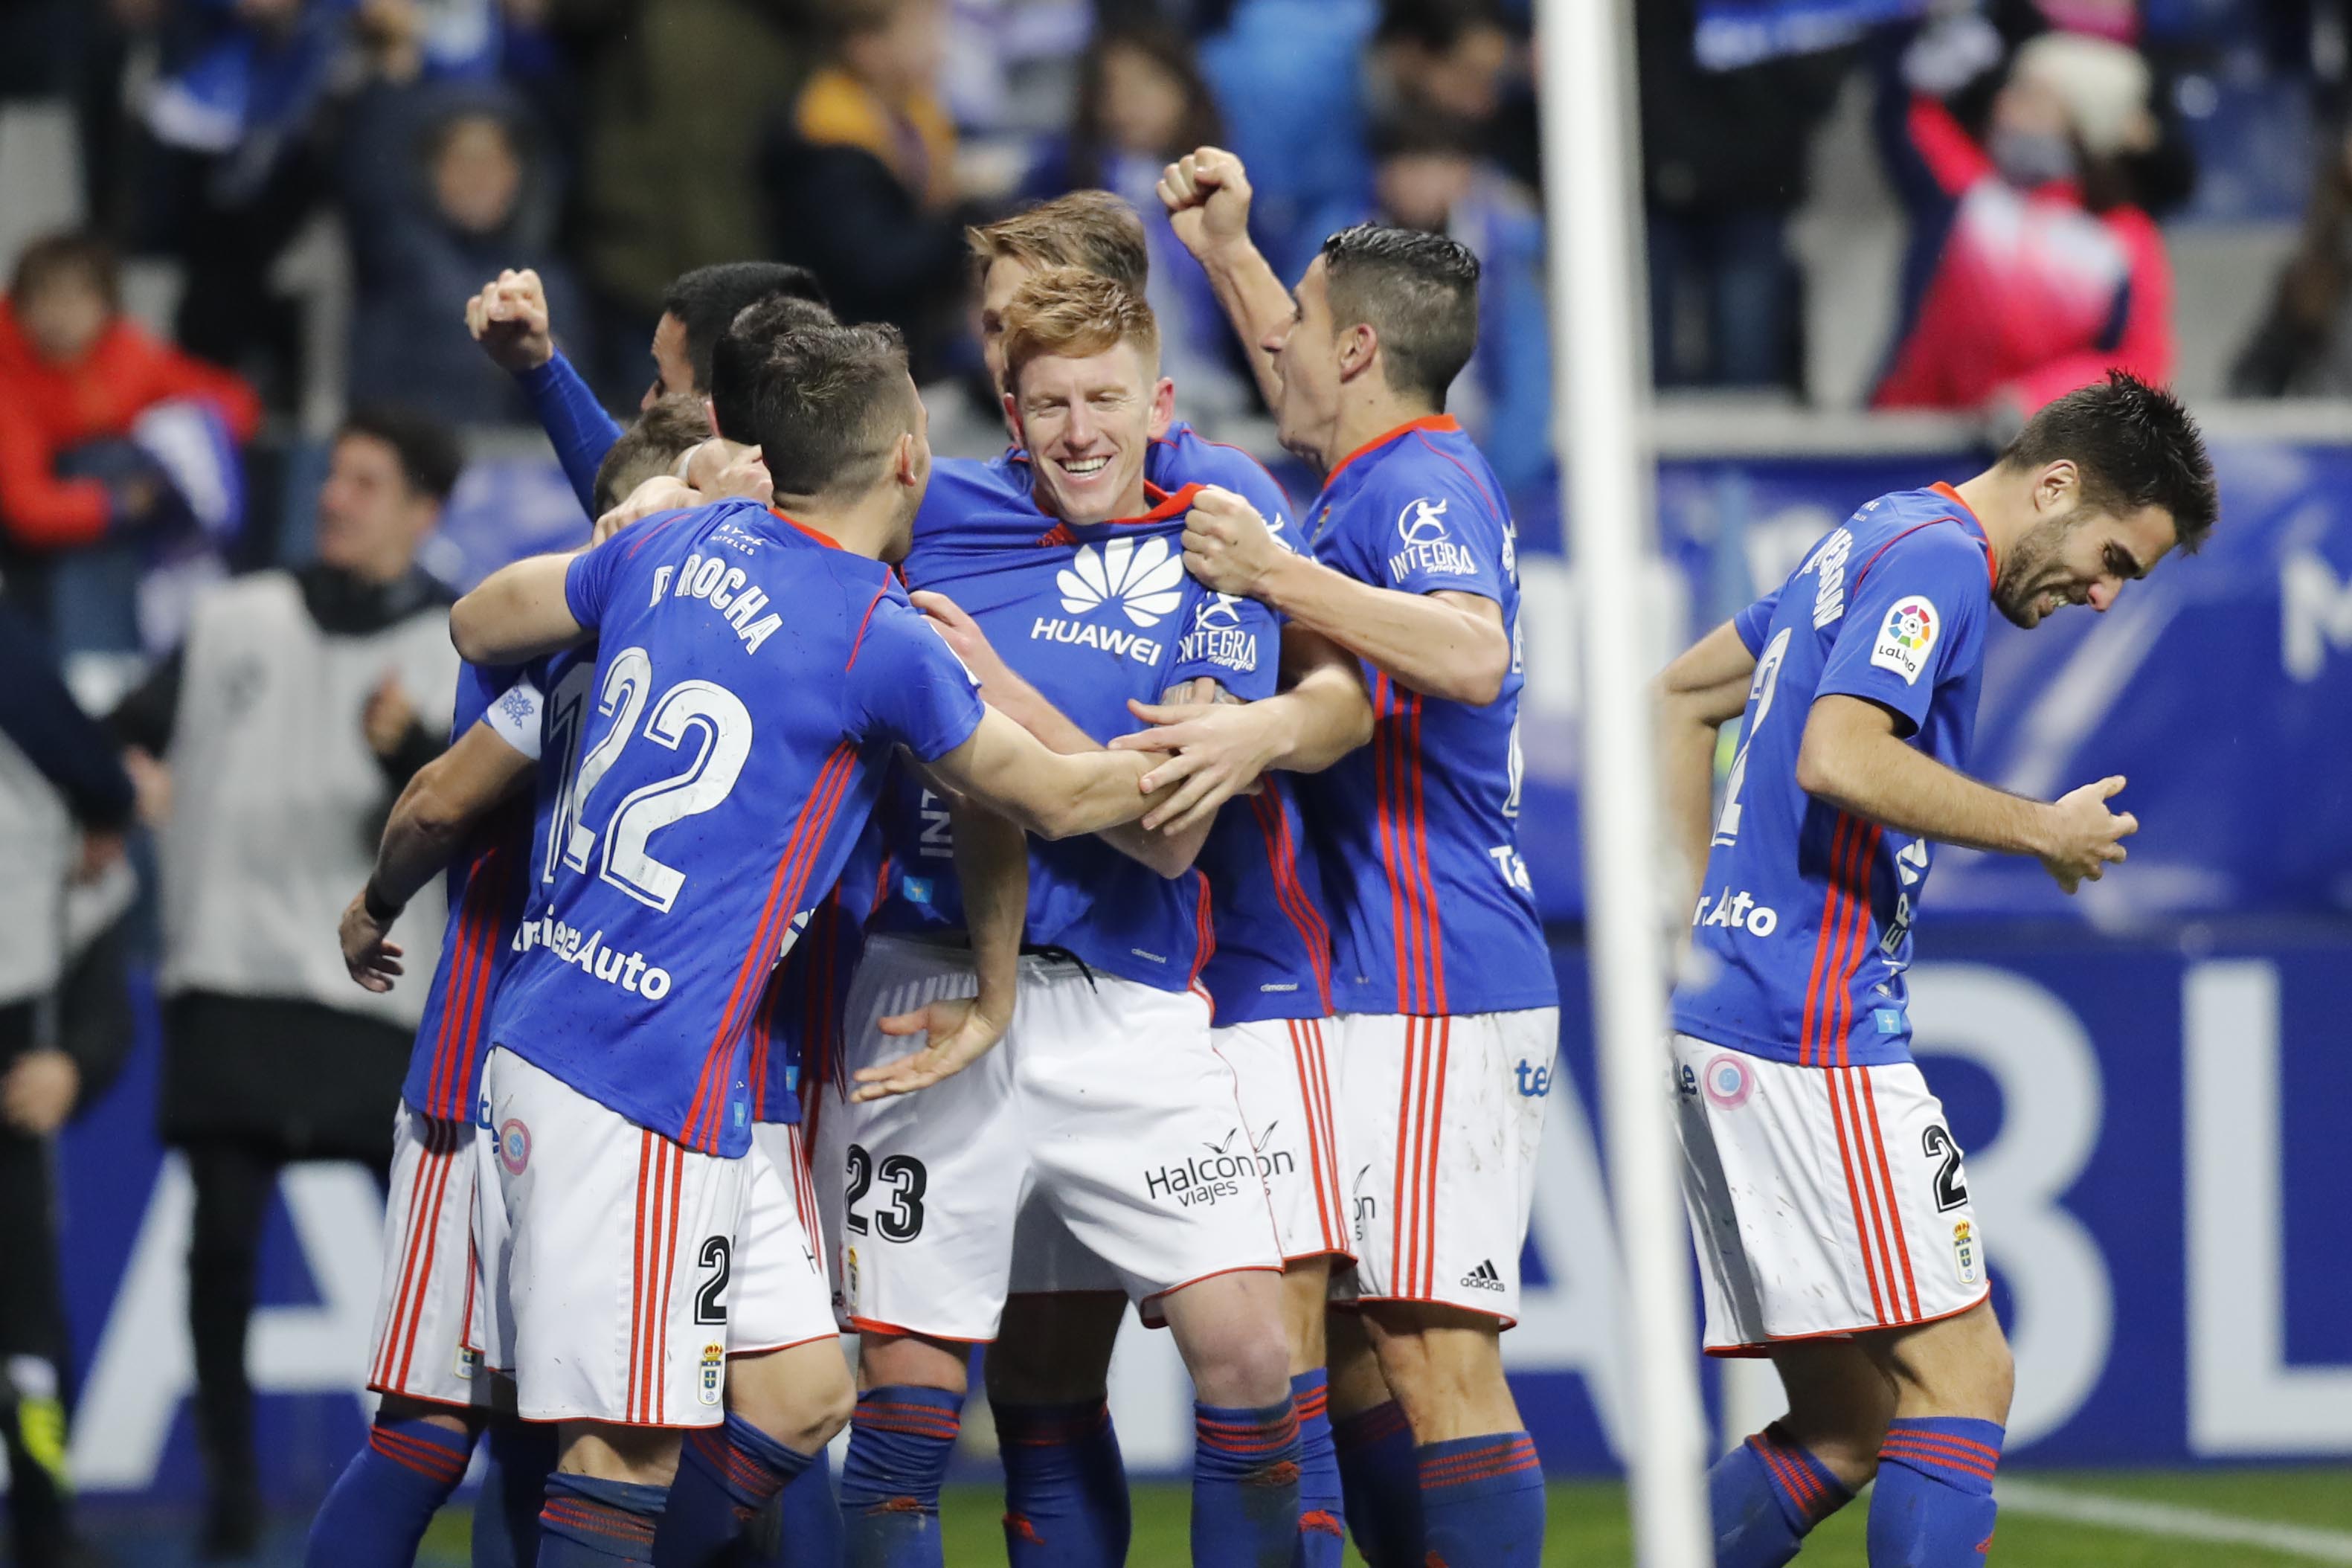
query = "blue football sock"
xmin=1290 ymin=1373 xmax=1343 ymax=1568
xmin=539 ymin=1473 xmax=666 ymax=1566
xmin=838 ymin=1386 xmax=962 ymax=1568
xmin=1416 ymin=1431 xmax=1545 ymax=1568
xmin=303 ymin=1414 xmax=475 ymax=1568
xmin=1331 ymin=1401 xmax=1421 ymax=1566
xmin=1869 ymin=1418 xmax=2002 ymax=1567
xmin=1192 ymin=1399 xmax=1302 ymax=1568
xmin=655 ymin=1416 xmax=817 ymax=1567
xmin=1712 ymin=1425 xmax=1854 ymax=1568
xmin=475 ymin=1421 xmax=559 ymax=1568
xmin=995 ymin=1399 xmax=1131 ymax=1566
xmin=765 ymin=1458 xmax=844 ymax=1567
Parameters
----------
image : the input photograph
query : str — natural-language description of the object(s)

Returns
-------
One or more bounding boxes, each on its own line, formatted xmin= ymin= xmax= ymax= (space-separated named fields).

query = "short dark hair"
xmin=967 ymin=191 xmax=1150 ymax=297
xmin=593 ymin=394 xmax=711 ymax=514
xmin=2000 ymin=370 xmax=2217 ymax=553
xmin=10 ymin=231 xmax=120 ymax=312
xmin=660 ymin=263 xmax=830 ymax=393
xmin=746 ymin=321 xmax=915 ymax=498
xmin=1317 ymin=223 xmax=1481 ymax=406
xmin=338 ymin=405 xmax=463 ymax=504
xmin=709 ymin=293 xmax=838 ymax=443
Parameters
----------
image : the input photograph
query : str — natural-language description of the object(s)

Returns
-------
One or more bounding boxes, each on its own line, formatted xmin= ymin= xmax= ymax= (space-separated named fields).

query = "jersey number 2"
xmin=1921 ymin=1125 xmax=1970 ymax=1212
xmin=1712 ymin=627 xmax=1793 ymax=849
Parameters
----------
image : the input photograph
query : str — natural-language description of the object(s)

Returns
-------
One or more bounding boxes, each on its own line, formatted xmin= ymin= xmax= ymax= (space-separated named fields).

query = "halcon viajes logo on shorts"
xmin=1142 ymin=1125 xmax=1293 ymax=1207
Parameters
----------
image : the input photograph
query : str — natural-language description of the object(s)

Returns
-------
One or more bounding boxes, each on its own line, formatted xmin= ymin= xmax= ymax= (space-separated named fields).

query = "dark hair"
xmin=746 ymin=321 xmax=915 ymax=497
xmin=1375 ymin=0 xmax=1507 ymax=51
xmin=2000 ymin=370 xmax=2217 ymax=553
xmin=1317 ymin=223 xmax=1482 ymax=406
xmin=593 ymin=394 xmax=711 ymax=514
xmin=338 ymin=405 xmax=463 ymax=503
xmin=968 ymin=190 xmax=1150 ymax=296
xmin=10 ymin=231 xmax=120 ymax=313
xmin=660 ymin=263 xmax=830 ymax=393
xmin=709 ymin=293 xmax=838 ymax=443
xmin=1066 ymin=25 xmax=1224 ymax=190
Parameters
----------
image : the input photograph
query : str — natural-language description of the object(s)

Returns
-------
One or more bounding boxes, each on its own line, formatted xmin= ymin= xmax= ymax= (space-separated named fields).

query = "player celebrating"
xmin=1151 ymin=150 xmax=1557 ymax=1567
xmin=1654 ymin=373 xmax=2214 ymax=1566
xmin=446 ymin=318 xmax=1180 ymax=1568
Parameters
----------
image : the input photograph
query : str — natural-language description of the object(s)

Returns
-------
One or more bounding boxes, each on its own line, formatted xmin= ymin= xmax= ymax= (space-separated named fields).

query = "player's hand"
xmin=851 ymin=997 xmax=1011 ymax=1102
xmin=593 ymin=475 xmax=698 ymax=543
xmin=1111 ymin=697 xmax=1277 ymax=833
xmin=123 ymin=746 xmax=170 ymax=826
xmin=1158 ymin=147 xmax=1255 ymax=261
xmin=362 ymin=672 xmax=417 ymax=757
xmin=2037 ymin=775 xmax=2137 ymax=895
xmin=1181 ymin=486 xmax=1285 ymax=600
xmin=340 ymin=890 xmax=405 ymax=992
xmin=910 ymin=590 xmax=1039 ymax=716
xmin=466 ymin=268 xmax=554 ymax=373
xmin=684 ymin=437 xmax=771 ymax=502
xmin=1 ymin=1049 xmax=80 ymax=1137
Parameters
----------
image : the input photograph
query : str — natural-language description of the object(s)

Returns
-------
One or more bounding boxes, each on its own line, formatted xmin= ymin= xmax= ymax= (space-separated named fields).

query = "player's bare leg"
xmin=652 ymin=1340 xmax=855 ymax=1567
xmin=1323 ymin=1308 xmax=1418 ymax=1564
xmin=841 ymin=1331 xmax=970 ymax=1567
xmin=1357 ymin=1301 xmax=1541 ymax=1567
xmin=531 ymin=1422 xmax=681 ymax=1567
xmin=1864 ymin=1302 xmax=2014 ymax=1565
xmin=1157 ymin=1269 xmax=1304 ymax=1565
xmin=986 ymin=1291 xmax=1131 ymax=1562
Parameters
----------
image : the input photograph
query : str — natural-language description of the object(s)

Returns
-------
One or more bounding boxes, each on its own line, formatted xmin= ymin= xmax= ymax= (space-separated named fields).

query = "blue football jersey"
xmin=401 ymin=661 xmax=542 ymax=1122
xmin=869 ymin=441 xmax=1281 ymax=992
xmin=488 ymin=500 xmax=986 ymax=1156
xmin=1671 ymin=482 xmax=1996 ymax=1067
xmin=1297 ymin=415 xmax=1555 ymax=1017
xmin=747 ymin=823 xmax=887 ymax=1127
xmin=1196 ymin=774 xmax=1334 ymax=1023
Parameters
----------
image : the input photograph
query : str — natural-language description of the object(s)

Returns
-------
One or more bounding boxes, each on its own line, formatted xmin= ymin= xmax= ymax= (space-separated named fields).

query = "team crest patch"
xmin=1953 ymin=1221 xmax=1982 ymax=1287
xmin=1701 ymin=1055 xmax=1753 ymax=1110
xmin=844 ymin=1245 xmax=860 ymax=1308
xmin=454 ymin=1344 xmax=483 ymax=1381
xmin=698 ymin=1343 xmax=725 ymax=1406
xmin=496 ymin=1119 xmax=531 ymax=1175
xmin=1870 ymin=596 xmax=1938 ymax=685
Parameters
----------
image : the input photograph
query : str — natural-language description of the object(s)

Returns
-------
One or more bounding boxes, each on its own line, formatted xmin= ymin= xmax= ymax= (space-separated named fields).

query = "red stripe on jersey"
xmin=1389 ymin=690 xmax=1436 ymax=1013
xmin=1404 ymin=695 xmax=1447 ymax=1014
xmin=1409 ymin=431 xmax=1503 ymax=523
xmin=1186 ymin=873 xmax=1216 ymax=1002
xmin=1249 ymin=790 xmax=1334 ymax=1013
xmin=1799 ymin=814 xmax=1857 ymax=1067
xmin=1371 ymin=675 xmax=1412 ymax=1014
xmin=1828 ymin=821 xmax=1881 ymax=1067
xmin=1825 ymin=1068 xmax=1889 ymax=1325
xmin=441 ymin=860 xmax=501 ymax=1114
xmin=1860 ymin=1068 xmax=1922 ymax=1320
xmin=845 ymin=583 xmax=890 ymax=672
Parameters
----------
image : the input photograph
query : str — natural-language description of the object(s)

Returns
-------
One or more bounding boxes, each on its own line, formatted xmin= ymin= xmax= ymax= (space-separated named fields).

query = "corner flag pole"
xmin=1535 ymin=0 xmax=1713 ymax=1561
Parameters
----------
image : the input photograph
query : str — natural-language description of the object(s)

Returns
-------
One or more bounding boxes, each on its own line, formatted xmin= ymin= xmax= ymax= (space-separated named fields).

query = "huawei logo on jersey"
xmin=1057 ymin=537 xmax=1186 ymax=629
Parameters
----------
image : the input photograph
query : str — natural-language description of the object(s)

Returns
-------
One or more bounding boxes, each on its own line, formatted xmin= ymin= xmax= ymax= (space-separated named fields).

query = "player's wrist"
xmin=362 ymin=878 xmax=405 ymax=925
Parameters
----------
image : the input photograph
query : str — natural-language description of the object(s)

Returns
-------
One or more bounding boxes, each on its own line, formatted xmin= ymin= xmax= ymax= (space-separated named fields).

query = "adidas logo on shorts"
xmin=1460 ymin=1259 xmax=1506 ymax=1293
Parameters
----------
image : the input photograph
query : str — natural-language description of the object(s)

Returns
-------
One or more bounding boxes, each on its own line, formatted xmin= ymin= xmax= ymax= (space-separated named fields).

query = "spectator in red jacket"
xmin=0 ymin=233 xmax=262 ymax=553
xmin=1874 ymin=29 xmax=2174 ymax=415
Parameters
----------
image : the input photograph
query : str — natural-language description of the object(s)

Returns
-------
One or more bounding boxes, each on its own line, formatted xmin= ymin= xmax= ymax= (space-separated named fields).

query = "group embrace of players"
xmin=306 ymin=137 xmax=2220 ymax=1568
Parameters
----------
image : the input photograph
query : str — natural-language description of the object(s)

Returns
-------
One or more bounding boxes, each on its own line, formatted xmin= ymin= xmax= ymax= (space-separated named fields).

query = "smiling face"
xmin=1262 ymin=257 xmax=1351 ymax=463
xmin=1994 ymin=463 xmax=2179 ymax=628
xmin=1006 ymin=338 xmax=1173 ymax=525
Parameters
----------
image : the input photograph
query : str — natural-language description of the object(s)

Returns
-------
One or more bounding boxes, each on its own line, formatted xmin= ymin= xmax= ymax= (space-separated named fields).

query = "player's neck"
xmin=770 ymin=490 xmax=899 ymax=560
xmin=1323 ymin=391 xmax=1443 ymax=478
xmin=1951 ymin=465 xmax=2032 ymax=564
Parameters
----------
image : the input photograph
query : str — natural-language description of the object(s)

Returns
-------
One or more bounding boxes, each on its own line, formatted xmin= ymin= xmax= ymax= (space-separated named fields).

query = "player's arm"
xmin=1159 ymin=148 xmax=1292 ymax=410
xmin=450 ymin=550 xmax=589 ymax=664
xmin=1655 ymin=620 xmax=1759 ymax=908
xmin=467 ymin=268 xmax=621 ymax=511
xmin=341 ymin=719 xmax=537 ymax=991
xmin=1796 ymin=695 xmax=2137 ymax=893
xmin=1111 ymin=626 xmax=1375 ymax=834
xmin=925 ymin=707 xmax=1164 ymax=841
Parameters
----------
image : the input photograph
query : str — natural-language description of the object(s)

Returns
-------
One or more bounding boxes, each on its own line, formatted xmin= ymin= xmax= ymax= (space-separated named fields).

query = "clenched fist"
xmin=466 ymin=268 xmax=554 ymax=372
xmin=1158 ymin=147 xmax=1255 ymax=263
xmin=2037 ymin=775 xmax=2138 ymax=894
xmin=1180 ymin=485 xmax=1288 ymax=600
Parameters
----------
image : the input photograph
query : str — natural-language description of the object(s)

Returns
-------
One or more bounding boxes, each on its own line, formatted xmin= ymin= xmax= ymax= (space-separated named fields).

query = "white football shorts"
xmin=1671 ymin=1034 xmax=1992 ymax=1354
xmin=367 ymin=1104 xmax=489 ymax=1408
xmin=811 ymin=935 xmax=1283 ymax=1342
xmin=1334 ymin=1009 xmax=1558 ymax=1325
xmin=474 ymin=1047 xmax=745 ymax=1427
xmin=730 ymin=1120 xmax=838 ymax=1358
xmin=1217 ymin=1017 xmax=1352 ymax=1265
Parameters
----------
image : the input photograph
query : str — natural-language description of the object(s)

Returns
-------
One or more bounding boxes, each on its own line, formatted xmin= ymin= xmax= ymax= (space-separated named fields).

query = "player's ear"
xmin=1000 ymin=388 xmax=1024 ymax=444
xmin=1337 ymin=321 xmax=1378 ymax=383
xmin=1148 ymin=377 xmax=1176 ymax=439
xmin=701 ymin=396 xmax=719 ymax=437
xmin=2037 ymin=459 xmax=2081 ymax=516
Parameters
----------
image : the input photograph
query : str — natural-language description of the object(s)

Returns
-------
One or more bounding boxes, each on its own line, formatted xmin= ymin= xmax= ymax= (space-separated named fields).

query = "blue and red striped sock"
xmin=1331 ymin=1399 xmax=1421 ymax=1566
xmin=472 ymin=1421 xmax=558 ymax=1568
xmin=838 ymin=1386 xmax=962 ymax=1568
xmin=540 ymin=1473 xmax=666 ymax=1566
xmin=1290 ymin=1372 xmax=1344 ymax=1567
xmin=1192 ymin=1399 xmax=1302 ymax=1567
xmin=1869 ymin=1418 xmax=2003 ymax=1567
xmin=769 ymin=1458 xmax=845 ymax=1566
xmin=995 ymin=1398 xmax=1130 ymax=1566
xmin=1712 ymin=1424 xmax=1853 ymax=1567
xmin=653 ymin=1414 xmax=817 ymax=1567
xmin=303 ymin=1415 xmax=474 ymax=1567
xmin=1416 ymin=1431 xmax=1545 ymax=1568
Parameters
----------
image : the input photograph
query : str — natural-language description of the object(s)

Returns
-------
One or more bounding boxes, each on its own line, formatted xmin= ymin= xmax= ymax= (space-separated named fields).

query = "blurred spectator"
xmin=1874 ymin=28 xmax=2175 ymax=413
xmin=2231 ymin=119 xmax=2352 ymax=396
xmin=1305 ymin=115 xmax=1551 ymax=490
xmin=1025 ymin=24 xmax=1251 ymax=420
xmin=339 ymin=12 xmax=583 ymax=424
xmin=762 ymin=0 xmax=974 ymax=379
xmin=106 ymin=405 xmax=462 ymax=1559
xmin=1638 ymin=0 xmax=1852 ymax=391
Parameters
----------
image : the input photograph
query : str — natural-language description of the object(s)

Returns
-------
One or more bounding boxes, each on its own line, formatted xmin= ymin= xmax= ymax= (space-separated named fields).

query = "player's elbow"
xmin=1448 ymin=632 xmax=1511 ymax=707
xmin=448 ymin=594 xmax=501 ymax=664
xmin=394 ymin=764 xmax=475 ymax=852
xmin=1793 ymin=722 xmax=1851 ymax=803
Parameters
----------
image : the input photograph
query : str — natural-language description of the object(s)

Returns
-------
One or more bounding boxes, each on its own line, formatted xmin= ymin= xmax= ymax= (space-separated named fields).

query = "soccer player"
xmin=1154 ymin=150 xmax=1558 ymax=1567
xmin=1654 ymin=373 xmax=2214 ymax=1567
xmin=446 ymin=318 xmax=1176 ymax=1568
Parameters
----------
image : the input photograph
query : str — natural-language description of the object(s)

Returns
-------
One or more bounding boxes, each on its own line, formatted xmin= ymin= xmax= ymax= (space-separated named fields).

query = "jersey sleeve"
xmin=1168 ymin=587 xmax=1280 ymax=701
xmin=562 ymin=534 xmax=632 ymax=632
xmin=846 ymin=597 xmax=987 ymax=762
xmin=1355 ymin=466 xmax=1510 ymax=603
xmin=1817 ymin=525 xmax=1989 ymax=734
xmin=482 ymin=672 xmax=547 ymax=761
xmin=1733 ymin=587 xmax=1783 ymax=655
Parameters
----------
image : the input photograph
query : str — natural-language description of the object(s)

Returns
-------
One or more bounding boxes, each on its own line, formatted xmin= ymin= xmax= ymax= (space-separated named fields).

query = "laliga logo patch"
xmin=1953 ymin=1220 xmax=1982 ymax=1287
xmin=1869 ymin=595 xmax=1938 ymax=685
xmin=1701 ymin=1055 xmax=1754 ymax=1110
xmin=1056 ymin=536 xmax=1186 ymax=628
xmin=698 ymin=1343 xmax=725 ymax=1406
xmin=497 ymin=1118 xmax=531 ymax=1175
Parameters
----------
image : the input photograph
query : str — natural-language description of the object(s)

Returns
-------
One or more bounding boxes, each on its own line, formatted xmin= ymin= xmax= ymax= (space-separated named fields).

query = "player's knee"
xmin=730 ymin=1350 xmax=856 ymax=1453
xmin=1192 ymin=1316 xmax=1294 ymax=1409
xmin=376 ymin=1394 xmax=481 ymax=1441
xmin=858 ymin=1331 xmax=969 ymax=1398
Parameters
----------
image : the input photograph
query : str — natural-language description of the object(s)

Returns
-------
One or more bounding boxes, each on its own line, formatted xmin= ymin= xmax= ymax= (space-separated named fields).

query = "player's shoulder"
xmin=1355 ymin=421 xmax=1506 ymax=527
xmin=1152 ymin=422 xmax=1294 ymax=508
xmin=1848 ymin=488 xmax=1993 ymax=591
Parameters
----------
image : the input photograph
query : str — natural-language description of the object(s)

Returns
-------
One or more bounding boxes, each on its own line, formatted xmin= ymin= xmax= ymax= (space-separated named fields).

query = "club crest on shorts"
xmin=1952 ymin=1221 xmax=1981 ymax=1287
xmin=844 ymin=1245 xmax=860 ymax=1308
xmin=1701 ymin=1055 xmax=1754 ymax=1110
xmin=497 ymin=1118 xmax=531 ymax=1175
xmin=454 ymin=1344 xmax=482 ymax=1381
xmin=698 ymin=1342 xmax=725 ymax=1406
